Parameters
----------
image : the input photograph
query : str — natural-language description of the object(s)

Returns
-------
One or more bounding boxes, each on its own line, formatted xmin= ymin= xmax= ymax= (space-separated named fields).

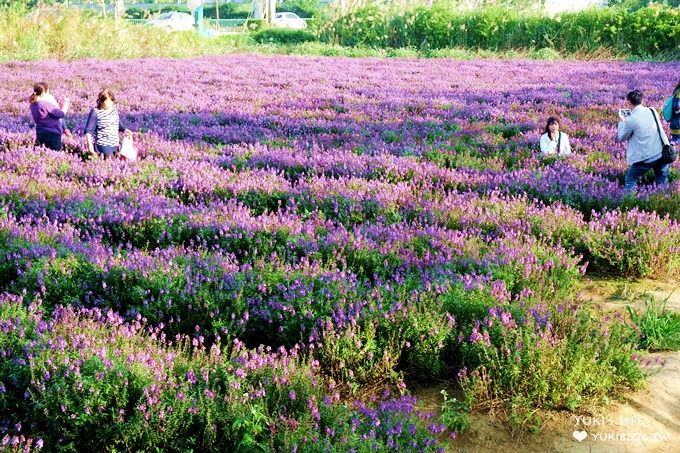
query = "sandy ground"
xmin=413 ymin=278 xmax=680 ymax=453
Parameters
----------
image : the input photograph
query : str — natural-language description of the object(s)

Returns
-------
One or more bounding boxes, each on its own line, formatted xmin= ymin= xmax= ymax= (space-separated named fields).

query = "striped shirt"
xmin=85 ymin=107 xmax=124 ymax=148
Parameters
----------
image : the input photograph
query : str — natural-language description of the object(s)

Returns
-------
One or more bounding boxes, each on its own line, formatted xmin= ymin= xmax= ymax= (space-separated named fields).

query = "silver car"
xmin=148 ymin=12 xmax=195 ymax=32
xmin=272 ymin=12 xmax=307 ymax=30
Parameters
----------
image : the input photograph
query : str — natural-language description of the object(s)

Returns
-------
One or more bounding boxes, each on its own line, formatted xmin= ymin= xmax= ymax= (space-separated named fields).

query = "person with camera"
xmin=616 ymin=89 xmax=670 ymax=194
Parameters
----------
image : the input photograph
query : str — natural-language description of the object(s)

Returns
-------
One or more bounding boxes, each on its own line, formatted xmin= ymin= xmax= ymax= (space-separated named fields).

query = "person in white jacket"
xmin=539 ymin=116 xmax=571 ymax=156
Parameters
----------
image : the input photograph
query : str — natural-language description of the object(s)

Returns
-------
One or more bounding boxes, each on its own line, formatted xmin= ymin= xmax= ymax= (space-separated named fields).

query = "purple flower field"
xmin=0 ymin=55 xmax=679 ymax=451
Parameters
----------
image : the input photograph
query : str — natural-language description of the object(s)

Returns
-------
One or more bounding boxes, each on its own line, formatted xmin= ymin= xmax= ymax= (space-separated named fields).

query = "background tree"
xmin=608 ymin=0 xmax=679 ymax=9
xmin=279 ymin=0 xmax=321 ymax=17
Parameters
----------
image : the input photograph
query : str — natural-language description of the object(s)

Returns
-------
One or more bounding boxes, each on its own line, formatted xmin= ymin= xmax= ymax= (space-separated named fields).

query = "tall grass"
xmin=627 ymin=296 xmax=680 ymax=351
xmin=0 ymin=5 xmax=247 ymax=62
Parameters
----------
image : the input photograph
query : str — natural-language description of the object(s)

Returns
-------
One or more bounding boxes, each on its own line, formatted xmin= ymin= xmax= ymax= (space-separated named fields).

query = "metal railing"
xmin=206 ymin=18 xmax=314 ymax=30
xmin=126 ymin=17 xmax=313 ymax=31
xmin=207 ymin=19 xmax=248 ymax=28
xmin=125 ymin=18 xmax=248 ymax=29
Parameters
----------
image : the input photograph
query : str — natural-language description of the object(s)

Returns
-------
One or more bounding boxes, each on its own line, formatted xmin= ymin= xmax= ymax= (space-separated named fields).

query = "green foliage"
xmin=0 ymin=295 xmax=36 ymax=428
xmin=203 ymin=3 xmax=251 ymax=19
xmin=252 ymin=28 xmax=316 ymax=45
xmin=633 ymin=190 xmax=680 ymax=220
xmin=529 ymin=47 xmax=562 ymax=60
xmin=158 ymin=5 xmax=191 ymax=15
xmin=279 ymin=0 xmax=321 ymax=18
xmin=323 ymin=4 xmax=680 ymax=58
xmin=0 ymin=0 xmax=53 ymax=7
xmin=245 ymin=19 xmax=267 ymax=32
xmin=440 ymin=390 xmax=471 ymax=433
xmin=0 ymin=4 xmax=223 ymax=62
xmin=400 ymin=294 xmax=457 ymax=379
xmin=328 ymin=4 xmax=390 ymax=47
xmin=318 ymin=319 xmax=403 ymax=392
xmin=0 ymin=295 xmax=445 ymax=451
xmin=124 ymin=7 xmax=147 ymax=20
xmin=583 ymin=210 xmax=680 ymax=279
xmin=627 ymin=297 xmax=680 ymax=351
xmin=1 ymin=3 xmax=678 ymax=61
xmin=125 ymin=5 xmax=192 ymax=18
xmin=608 ymin=0 xmax=680 ymax=11
xmin=457 ymin=304 xmax=645 ymax=429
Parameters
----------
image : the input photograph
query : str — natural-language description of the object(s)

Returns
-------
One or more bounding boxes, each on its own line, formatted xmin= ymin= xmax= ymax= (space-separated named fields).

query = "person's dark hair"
xmin=675 ymin=79 xmax=680 ymax=93
xmin=96 ymin=89 xmax=115 ymax=109
xmin=543 ymin=116 xmax=560 ymax=135
xmin=627 ymin=90 xmax=643 ymax=106
xmin=29 ymin=82 xmax=48 ymax=104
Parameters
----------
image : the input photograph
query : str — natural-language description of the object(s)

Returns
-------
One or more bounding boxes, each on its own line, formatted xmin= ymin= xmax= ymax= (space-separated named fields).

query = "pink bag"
xmin=119 ymin=135 xmax=137 ymax=162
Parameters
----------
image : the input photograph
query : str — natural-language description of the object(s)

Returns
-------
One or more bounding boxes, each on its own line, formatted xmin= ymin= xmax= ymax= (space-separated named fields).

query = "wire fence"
xmin=126 ymin=18 xmax=312 ymax=32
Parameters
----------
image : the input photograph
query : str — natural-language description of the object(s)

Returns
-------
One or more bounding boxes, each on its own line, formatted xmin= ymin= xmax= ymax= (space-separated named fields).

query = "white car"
xmin=272 ymin=12 xmax=307 ymax=30
xmin=148 ymin=12 xmax=194 ymax=32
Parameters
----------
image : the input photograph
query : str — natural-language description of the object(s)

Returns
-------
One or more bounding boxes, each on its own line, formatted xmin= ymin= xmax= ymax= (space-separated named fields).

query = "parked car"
xmin=272 ymin=12 xmax=307 ymax=30
xmin=148 ymin=12 xmax=194 ymax=32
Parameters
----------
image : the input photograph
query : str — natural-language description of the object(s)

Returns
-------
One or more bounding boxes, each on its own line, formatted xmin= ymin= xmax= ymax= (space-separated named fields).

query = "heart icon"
xmin=573 ymin=430 xmax=588 ymax=442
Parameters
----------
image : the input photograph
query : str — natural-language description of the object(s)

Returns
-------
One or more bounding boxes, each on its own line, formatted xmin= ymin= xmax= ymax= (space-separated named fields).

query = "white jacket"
xmin=540 ymin=132 xmax=571 ymax=156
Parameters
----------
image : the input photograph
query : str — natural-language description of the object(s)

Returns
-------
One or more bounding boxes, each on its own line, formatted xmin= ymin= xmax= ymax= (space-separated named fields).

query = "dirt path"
xmin=413 ymin=278 xmax=680 ymax=452
xmin=580 ymin=277 xmax=680 ymax=313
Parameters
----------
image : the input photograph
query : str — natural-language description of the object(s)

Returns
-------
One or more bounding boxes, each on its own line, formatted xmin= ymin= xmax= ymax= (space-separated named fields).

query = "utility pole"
xmin=216 ymin=0 xmax=220 ymax=23
xmin=267 ymin=0 xmax=275 ymax=24
xmin=114 ymin=0 xmax=125 ymax=22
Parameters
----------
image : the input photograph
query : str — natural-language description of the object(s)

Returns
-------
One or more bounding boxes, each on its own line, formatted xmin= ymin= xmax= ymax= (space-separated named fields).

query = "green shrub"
xmin=0 ymin=294 xmax=447 ymax=451
xmin=529 ymin=47 xmax=562 ymax=60
xmin=634 ymin=189 xmax=680 ymax=220
xmin=329 ymin=4 xmax=390 ymax=47
xmin=252 ymin=28 xmax=316 ymax=45
xmin=158 ymin=5 xmax=191 ymax=14
xmin=279 ymin=0 xmax=321 ymax=18
xmin=318 ymin=318 xmax=404 ymax=392
xmin=440 ymin=390 xmax=471 ymax=434
xmin=584 ymin=209 xmax=680 ymax=279
xmin=245 ymin=19 xmax=266 ymax=32
xmin=457 ymin=303 xmax=645 ymax=429
xmin=322 ymin=4 xmax=680 ymax=58
xmin=627 ymin=297 xmax=680 ymax=351
xmin=400 ymin=293 xmax=457 ymax=379
xmin=203 ymin=3 xmax=250 ymax=19
xmin=124 ymin=7 xmax=147 ymax=20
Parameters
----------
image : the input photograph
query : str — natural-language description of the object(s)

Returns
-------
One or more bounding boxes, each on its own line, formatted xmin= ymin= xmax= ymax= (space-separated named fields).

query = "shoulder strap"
xmin=557 ymin=132 xmax=562 ymax=153
xmin=649 ymin=107 xmax=667 ymax=146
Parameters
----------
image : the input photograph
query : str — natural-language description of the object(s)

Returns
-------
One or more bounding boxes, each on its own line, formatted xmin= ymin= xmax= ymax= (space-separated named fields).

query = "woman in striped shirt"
xmin=85 ymin=89 xmax=131 ymax=158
